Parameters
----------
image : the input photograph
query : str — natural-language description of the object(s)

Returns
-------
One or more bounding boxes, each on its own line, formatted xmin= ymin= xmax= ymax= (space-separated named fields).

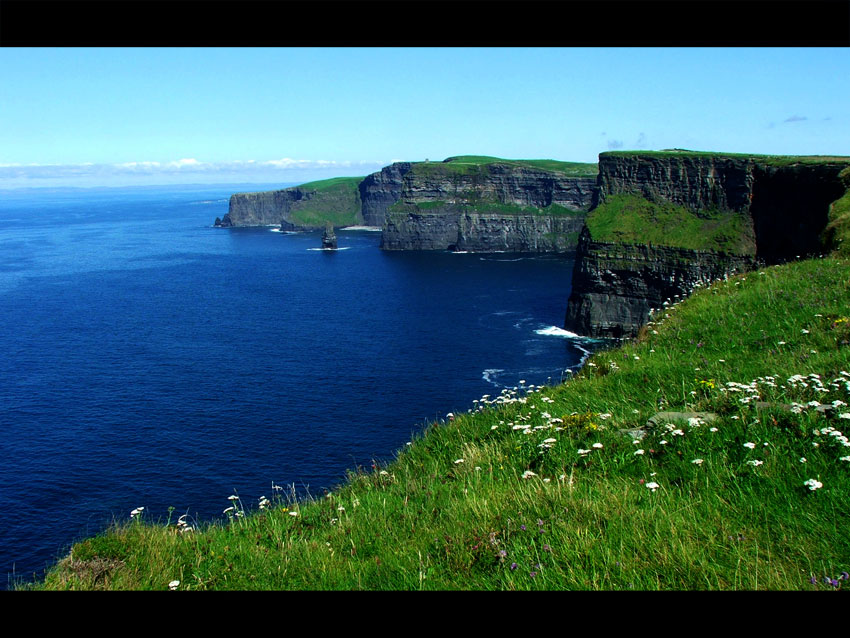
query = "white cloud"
xmin=0 ymin=158 xmax=390 ymax=188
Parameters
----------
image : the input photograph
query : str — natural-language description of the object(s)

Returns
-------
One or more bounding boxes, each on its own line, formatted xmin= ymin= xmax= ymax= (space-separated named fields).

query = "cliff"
xmin=564 ymin=227 xmax=757 ymax=338
xmin=379 ymin=156 xmax=597 ymax=251
xmin=216 ymin=176 xmax=364 ymax=229
xmin=565 ymin=151 xmax=850 ymax=338
xmin=215 ymin=156 xmax=598 ymax=253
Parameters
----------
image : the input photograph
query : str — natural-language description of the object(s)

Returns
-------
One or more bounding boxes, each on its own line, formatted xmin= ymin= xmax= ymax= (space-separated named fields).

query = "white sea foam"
xmin=534 ymin=325 xmax=584 ymax=338
xmin=341 ymin=226 xmax=381 ymax=232
xmin=307 ymin=247 xmax=352 ymax=251
xmin=482 ymin=368 xmax=505 ymax=387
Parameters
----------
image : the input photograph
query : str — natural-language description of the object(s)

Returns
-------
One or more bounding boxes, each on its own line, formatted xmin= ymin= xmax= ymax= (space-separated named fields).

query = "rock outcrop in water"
xmin=321 ymin=223 xmax=337 ymax=250
xmin=564 ymin=151 xmax=850 ymax=338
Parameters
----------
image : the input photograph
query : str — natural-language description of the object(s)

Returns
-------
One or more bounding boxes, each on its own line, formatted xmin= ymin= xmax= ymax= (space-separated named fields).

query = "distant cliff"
xmin=215 ymin=176 xmax=364 ymax=229
xmin=215 ymin=156 xmax=598 ymax=253
xmin=565 ymin=151 xmax=850 ymax=338
xmin=379 ymin=157 xmax=597 ymax=251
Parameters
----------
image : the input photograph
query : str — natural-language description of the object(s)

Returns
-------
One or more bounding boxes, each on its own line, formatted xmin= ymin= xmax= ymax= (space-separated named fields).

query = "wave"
xmin=340 ymin=226 xmax=381 ymax=232
xmin=534 ymin=325 xmax=585 ymax=338
xmin=307 ymin=247 xmax=352 ymax=251
xmin=482 ymin=368 xmax=505 ymax=387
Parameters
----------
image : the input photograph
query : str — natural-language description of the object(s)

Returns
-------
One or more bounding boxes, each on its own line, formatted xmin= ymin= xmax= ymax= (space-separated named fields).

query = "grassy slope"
xmin=285 ymin=176 xmax=364 ymax=227
xmin=35 ymin=256 xmax=850 ymax=590
xmin=586 ymin=194 xmax=757 ymax=254
xmin=439 ymin=155 xmax=599 ymax=177
xmin=821 ymin=167 xmax=850 ymax=257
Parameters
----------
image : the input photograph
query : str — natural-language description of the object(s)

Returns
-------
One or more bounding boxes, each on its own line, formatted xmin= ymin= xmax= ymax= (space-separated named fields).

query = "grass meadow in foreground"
xmin=34 ymin=257 xmax=850 ymax=590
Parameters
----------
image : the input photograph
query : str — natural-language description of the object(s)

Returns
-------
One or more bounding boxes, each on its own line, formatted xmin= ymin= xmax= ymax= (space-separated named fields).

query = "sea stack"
xmin=321 ymin=222 xmax=337 ymax=250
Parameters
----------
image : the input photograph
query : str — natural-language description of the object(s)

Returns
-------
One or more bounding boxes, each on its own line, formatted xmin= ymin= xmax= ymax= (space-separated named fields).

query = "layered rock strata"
xmin=564 ymin=227 xmax=757 ymax=338
xmin=380 ymin=161 xmax=596 ymax=251
xmin=382 ymin=208 xmax=586 ymax=252
xmin=565 ymin=152 xmax=850 ymax=337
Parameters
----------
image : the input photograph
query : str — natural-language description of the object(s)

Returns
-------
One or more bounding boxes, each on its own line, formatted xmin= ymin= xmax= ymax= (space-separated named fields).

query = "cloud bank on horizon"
xmin=0 ymin=158 xmax=389 ymax=189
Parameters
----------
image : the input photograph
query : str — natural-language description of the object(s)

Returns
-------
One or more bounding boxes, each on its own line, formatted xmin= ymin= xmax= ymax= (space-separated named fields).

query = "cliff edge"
xmin=564 ymin=150 xmax=850 ymax=338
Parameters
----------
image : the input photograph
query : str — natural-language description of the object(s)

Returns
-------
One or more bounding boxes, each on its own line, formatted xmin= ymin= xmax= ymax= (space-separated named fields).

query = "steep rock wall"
xmin=381 ymin=162 xmax=596 ymax=251
xmin=564 ymin=227 xmax=756 ymax=338
xmin=358 ymin=162 xmax=413 ymax=227
xmin=218 ymin=189 xmax=306 ymax=227
xmin=565 ymin=152 xmax=850 ymax=337
xmin=217 ymin=180 xmax=363 ymax=229
xmin=382 ymin=207 xmax=586 ymax=252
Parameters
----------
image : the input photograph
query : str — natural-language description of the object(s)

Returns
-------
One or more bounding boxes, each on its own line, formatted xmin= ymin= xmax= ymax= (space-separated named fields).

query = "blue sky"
xmin=1 ymin=47 xmax=847 ymax=188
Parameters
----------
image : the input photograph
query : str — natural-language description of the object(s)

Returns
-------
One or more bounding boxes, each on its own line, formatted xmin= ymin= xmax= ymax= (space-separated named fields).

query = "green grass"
xmin=586 ymin=193 xmax=756 ymax=254
xmin=821 ymin=167 xmax=850 ymax=257
xmin=31 ymin=256 xmax=850 ymax=590
xmin=411 ymin=156 xmax=598 ymax=177
xmin=286 ymin=177 xmax=363 ymax=227
xmin=296 ymin=176 xmax=365 ymax=192
xmin=602 ymin=149 xmax=850 ymax=167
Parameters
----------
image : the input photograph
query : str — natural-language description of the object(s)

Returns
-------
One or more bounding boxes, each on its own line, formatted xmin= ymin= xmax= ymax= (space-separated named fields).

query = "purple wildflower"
xmin=810 ymin=576 xmax=817 ymax=584
xmin=530 ymin=571 xmax=537 ymax=578
xmin=520 ymin=525 xmax=526 ymax=531
xmin=542 ymin=544 xmax=551 ymax=552
xmin=498 ymin=550 xmax=507 ymax=558
xmin=841 ymin=572 xmax=850 ymax=581
xmin=510 ymin=563 xmax=518 ymax=571
xmin=831 ymin=579 xmax=840 ymax=588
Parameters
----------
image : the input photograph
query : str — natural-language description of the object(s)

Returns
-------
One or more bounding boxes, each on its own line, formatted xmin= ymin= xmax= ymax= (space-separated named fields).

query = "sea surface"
xmin=0 ymin=185 xmax=597 ymax=587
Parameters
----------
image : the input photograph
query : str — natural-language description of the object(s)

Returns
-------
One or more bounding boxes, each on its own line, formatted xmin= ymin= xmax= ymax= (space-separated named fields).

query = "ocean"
xmin=0 ymin=184 xmax=597 ymax=587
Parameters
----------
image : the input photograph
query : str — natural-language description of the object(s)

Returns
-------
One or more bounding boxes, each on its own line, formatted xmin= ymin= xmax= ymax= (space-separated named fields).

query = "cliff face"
xmin=218 ymin=189 xmax=305 ymax=227
xmin=217 ymin=177 xmax=363 ymax=229
xmin=380 ymin=161 xmax=596 ymax=251
xmin=565 ymin=152 xmax=850 ymax=337
xmin=382 ymin=207 xmax=585 ymax=252
xmin=564 ymin=227 xmax=757 ymax=338
xmin=358 ymin=162 xmax=412 ymax=227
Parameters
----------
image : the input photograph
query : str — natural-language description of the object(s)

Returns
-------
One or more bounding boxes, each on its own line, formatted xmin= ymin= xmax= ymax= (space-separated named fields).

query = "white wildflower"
xmin=521 ymin=470 xmax=537 ymax=479
xmin=634 ymin=449 xmax=645 ymax=456
xmin=454 ymin=459 xmax=464 ymax=464
xmin=592 ymin=442 xmax=603 ymax=449
xmin=289 ymin=511 xmax=298 ymax=516
xmin=168 ymin=580 xmax=180 ymax=590
xmin=743 ymin=442 xmax=756 ymax=449
xmin=800 ymin=457 xmax=807 ymax=463
xmin=692 ymin=459 xmax=704 ymax=465
xmin=645 ymin=481 xmax=660 ymax=492
xmin=577 ymin=448 xmax=591 ymax=456
xmin=747 ymin=460 xmax=763 ymax=467
xmin=803 ymin=478 xmax=823 ymax=491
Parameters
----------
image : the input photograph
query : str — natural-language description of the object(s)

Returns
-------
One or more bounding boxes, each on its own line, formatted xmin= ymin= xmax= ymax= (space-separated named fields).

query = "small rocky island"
xmin=321 ymin=222 xmax=337 ymax=250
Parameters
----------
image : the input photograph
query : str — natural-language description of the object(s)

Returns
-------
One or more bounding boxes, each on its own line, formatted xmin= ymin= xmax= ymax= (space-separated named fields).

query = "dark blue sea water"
xmin=0 ymin=185 xmax=593 ymax=587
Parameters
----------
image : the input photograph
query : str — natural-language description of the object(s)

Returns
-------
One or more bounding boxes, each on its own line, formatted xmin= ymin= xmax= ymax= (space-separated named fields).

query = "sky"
xmin=1 ymin=47 xmax=848 ymax=189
